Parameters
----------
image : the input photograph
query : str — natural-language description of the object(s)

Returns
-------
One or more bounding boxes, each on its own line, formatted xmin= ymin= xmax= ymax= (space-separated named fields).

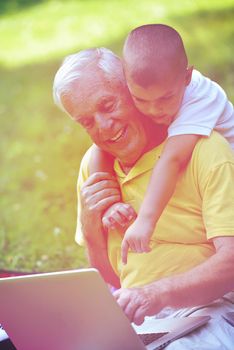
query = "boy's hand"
xmin=102 ymin=203 xmax=136 ymax=231
xmin=121 ymin=219 xmax=153 ymax=265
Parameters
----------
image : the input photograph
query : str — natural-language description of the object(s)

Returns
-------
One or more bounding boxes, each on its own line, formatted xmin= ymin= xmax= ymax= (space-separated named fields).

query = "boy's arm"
xmin=121 ymin=134 xmax=201 ymax=263
xmin=89 ymin=144 xmax=115 ymax=174
xmin=137 ymin=134 xmax=201 ymax=226
xmin=89 ymin=144 xmax=135 ymax=231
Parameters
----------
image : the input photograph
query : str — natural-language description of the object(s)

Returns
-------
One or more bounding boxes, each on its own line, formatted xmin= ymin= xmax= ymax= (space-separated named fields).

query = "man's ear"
xmin=185 ymin=66 xmax=193 ymax=86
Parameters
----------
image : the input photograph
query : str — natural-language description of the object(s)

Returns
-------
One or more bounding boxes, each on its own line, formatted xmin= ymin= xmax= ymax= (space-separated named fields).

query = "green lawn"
xmin=1 ymin=0 xmax=234 ymax=272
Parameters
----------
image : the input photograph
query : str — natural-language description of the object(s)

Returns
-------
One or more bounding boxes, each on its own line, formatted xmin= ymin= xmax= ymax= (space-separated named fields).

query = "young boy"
xmin=90 ymin=24 xmax=234 ymax=264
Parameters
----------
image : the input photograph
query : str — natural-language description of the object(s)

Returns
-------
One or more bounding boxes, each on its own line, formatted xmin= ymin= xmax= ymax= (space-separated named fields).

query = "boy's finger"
xmin=141 ymin=240 xmax=151 ymax=253
xmin=124 ymin=205 xmax=137 ymax=220
xmin=102 ymin=217 xmax=109 ymax=229
xmin=132 ymin=239 xmax=142 ymax=253
xmin=116 ymin=205 xmax=131 ymax=218
xmin=102 ymin=217 xmax=115 ymax=230
xmin=121 ymin=240 xmax=129 ymax=265
xmin=128 ymin=238 xmax=144 ymax=254
xmin=113 ymin=204 xmax=135 ymax=223
xmin=109 ymin=211 xmax=127 ymax=227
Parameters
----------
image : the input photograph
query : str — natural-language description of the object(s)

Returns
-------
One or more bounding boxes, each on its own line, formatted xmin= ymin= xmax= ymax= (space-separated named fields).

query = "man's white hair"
xmin=53 ymin=47 xmax=125 ymax=112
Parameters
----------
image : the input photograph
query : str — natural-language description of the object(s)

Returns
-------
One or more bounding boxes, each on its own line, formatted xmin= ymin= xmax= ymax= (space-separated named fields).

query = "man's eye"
xmin=81 ymin=118 xmax=94 ymax=129
xmin=133 ymin=97 xmax=147 ymax=104
xmin=102 ymin=101 xmax=115 ymax=112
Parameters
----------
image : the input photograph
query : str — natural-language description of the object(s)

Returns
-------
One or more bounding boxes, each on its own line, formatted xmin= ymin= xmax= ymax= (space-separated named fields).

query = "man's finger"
xmin=113 ymin=289 xmax=131 ymax=312
xmin=132 ymin=307 xmax=146 ymax=325
xmin=81 ymin=179 xmax=119 ymax=199
xmin=123 ymin=297 xmax=139 ymax=323
xmin=87 ymin=188 xmax=120 ymax=206
xmin=83 ymin=172 xmax=116 ymax=187
xmin=91 ymin=194 xmax=121 ymax=213
xmin=113 ymin=289 xmax=144 ymax=324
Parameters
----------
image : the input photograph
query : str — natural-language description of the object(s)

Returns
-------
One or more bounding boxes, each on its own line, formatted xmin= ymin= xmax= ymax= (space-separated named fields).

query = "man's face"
xmin=125 ymin=67 xmax=193 ymax=125
xmin=62 ymin=68 xmax=148 ymax=167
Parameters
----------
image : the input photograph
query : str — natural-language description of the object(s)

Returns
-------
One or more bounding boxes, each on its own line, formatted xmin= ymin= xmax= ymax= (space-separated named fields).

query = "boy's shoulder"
xmin=191 ymin=69 xmax=203 ymax=83
xmin=185 ymin=69 xmax=203 ymax=96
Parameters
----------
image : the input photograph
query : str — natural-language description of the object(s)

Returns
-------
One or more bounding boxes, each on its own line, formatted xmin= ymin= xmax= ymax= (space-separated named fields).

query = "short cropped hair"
xmin=123 ymin=24 xmax=188 ymax=88
xmin=53 ymin=47 xmax=125 ymax=112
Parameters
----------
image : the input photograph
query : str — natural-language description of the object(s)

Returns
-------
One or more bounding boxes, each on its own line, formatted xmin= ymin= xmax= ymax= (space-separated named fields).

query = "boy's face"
xmin=125 ymin=67 xmax=193 ymax=125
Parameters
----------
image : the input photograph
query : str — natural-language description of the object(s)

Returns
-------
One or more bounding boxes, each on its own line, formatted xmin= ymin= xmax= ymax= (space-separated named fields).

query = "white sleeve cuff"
xmin=168 ymin=124 xmax=212 ymax=138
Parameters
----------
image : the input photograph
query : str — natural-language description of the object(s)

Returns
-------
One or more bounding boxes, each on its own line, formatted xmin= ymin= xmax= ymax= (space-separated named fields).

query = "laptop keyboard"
xmin=0 ymin=325 xmax=8 ymax=342
xmin=138 ymin=332 xmax=168 ymax=346
xmin=0 ymin=323 xmax=168 ymax=349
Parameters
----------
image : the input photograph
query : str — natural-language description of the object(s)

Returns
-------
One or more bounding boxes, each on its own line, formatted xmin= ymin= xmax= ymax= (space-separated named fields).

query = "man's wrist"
xmin=85 ymin=237 xmax=107 ymax=250
xmin=148 ymin=277 xmax=172 ymax=311
xmin=84 ymin=224 xmax=107 ymax=250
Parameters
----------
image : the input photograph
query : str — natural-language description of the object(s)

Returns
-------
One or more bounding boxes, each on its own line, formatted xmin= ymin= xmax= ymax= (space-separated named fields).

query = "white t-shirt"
xmin=168 ymin=69 xmax=234 ymax=149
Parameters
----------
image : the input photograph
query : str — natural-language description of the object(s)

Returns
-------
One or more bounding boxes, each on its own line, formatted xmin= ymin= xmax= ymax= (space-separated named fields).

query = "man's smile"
xmin=108 ymin=126 xmax=127 ymax=143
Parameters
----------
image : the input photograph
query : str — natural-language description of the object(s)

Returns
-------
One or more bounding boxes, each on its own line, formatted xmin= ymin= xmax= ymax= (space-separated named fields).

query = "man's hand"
xmin=116 ymin=237 xmax=234 ymax=324
xmin=80 ymin=172 xmax=121 ymax=244
xmin=102 ymin=202 xmax=137 ymax=231
xmin=121 ymin=219 xmax=153 ymax=264
xmin=114 ymin=284 xmax=163 ymax=325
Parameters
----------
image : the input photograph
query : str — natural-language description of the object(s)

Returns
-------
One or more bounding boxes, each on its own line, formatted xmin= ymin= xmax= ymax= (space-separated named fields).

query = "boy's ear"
xmin=185 ymin=66 xmax=193 ymax=85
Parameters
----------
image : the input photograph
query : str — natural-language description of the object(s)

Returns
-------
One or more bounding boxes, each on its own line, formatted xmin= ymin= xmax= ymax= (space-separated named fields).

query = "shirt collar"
xmin=114 ymin=142 xmax=165 ymax=184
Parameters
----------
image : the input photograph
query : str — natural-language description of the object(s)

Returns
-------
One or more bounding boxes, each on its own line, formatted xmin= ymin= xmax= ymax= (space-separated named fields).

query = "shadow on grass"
xmin=1 ymin=4 xmax=233 ymax=271
xmin=0 ymin=0 xmax=47 ymax=15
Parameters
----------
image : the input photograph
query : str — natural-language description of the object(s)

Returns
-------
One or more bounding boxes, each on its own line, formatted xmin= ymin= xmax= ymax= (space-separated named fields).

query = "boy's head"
xmin=123 ymin=24 xmax=193 ymax=124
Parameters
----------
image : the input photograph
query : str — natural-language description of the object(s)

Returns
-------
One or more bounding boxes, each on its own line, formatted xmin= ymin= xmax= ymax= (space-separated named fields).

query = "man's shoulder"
xmin=77 ymin=145 xmax=94 ymax=184
xmin=194 ymin=132 xmax=234 ymax=166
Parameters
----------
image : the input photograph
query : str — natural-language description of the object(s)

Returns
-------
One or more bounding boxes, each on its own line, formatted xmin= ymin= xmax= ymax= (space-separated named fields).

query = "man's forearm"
xmin=153 ymin=241 xmax=234 ymax=310
xmin=115 ymin=237 xmax=234 ymax=325
xmin=84 ymin=224 xmax=120 ymax=289
xmin=78 ymin=171 xmax=122 ymax=289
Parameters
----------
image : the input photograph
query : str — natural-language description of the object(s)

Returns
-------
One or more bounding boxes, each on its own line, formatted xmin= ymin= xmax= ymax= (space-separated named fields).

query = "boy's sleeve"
xmin=168 ymin=71 xmax=230 ymax=138
xmin=75 ymin=147 xmax=92 ymax=246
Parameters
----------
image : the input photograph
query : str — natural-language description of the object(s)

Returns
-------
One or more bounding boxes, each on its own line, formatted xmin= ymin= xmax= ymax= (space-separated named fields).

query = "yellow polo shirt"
xmin=76 ymin=132 xmax=234 ymax=288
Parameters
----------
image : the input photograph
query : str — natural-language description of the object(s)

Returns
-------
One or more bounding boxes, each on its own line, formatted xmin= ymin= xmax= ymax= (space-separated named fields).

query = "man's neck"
xmin=119 ymin=121 xmax=168 ymax=174
xmin=143 ymin=121 xmax=168 ymax=153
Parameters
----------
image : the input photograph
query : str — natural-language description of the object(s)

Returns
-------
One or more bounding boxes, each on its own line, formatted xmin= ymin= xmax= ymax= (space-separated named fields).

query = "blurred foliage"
xmin=0 ymin=0 xmax=46 ymax=15
xmin=0 ymin=0 xmax=234 ymax=272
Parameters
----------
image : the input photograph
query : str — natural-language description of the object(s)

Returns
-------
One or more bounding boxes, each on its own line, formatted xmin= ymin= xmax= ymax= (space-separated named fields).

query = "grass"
xmin=1 ymin=0 xmax=234 ymax=272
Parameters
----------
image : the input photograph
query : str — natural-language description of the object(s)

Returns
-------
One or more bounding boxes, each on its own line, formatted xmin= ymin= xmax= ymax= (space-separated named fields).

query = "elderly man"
xmin=53 ymin=48 xmax=234 ymax=348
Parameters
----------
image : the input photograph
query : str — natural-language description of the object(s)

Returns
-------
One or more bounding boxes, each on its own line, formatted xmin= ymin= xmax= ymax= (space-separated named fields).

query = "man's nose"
xmin=95 ymin=113 xmax=113 ymax=133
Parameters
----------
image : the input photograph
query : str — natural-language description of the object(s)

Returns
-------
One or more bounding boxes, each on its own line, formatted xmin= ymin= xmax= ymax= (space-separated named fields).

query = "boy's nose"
xmin=148 ymin=104 xmax=161 ymax=116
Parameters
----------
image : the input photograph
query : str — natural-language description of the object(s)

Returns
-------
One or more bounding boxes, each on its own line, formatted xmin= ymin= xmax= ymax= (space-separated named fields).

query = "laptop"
xmin=0 ymin=268 xmax=210 ymax=350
